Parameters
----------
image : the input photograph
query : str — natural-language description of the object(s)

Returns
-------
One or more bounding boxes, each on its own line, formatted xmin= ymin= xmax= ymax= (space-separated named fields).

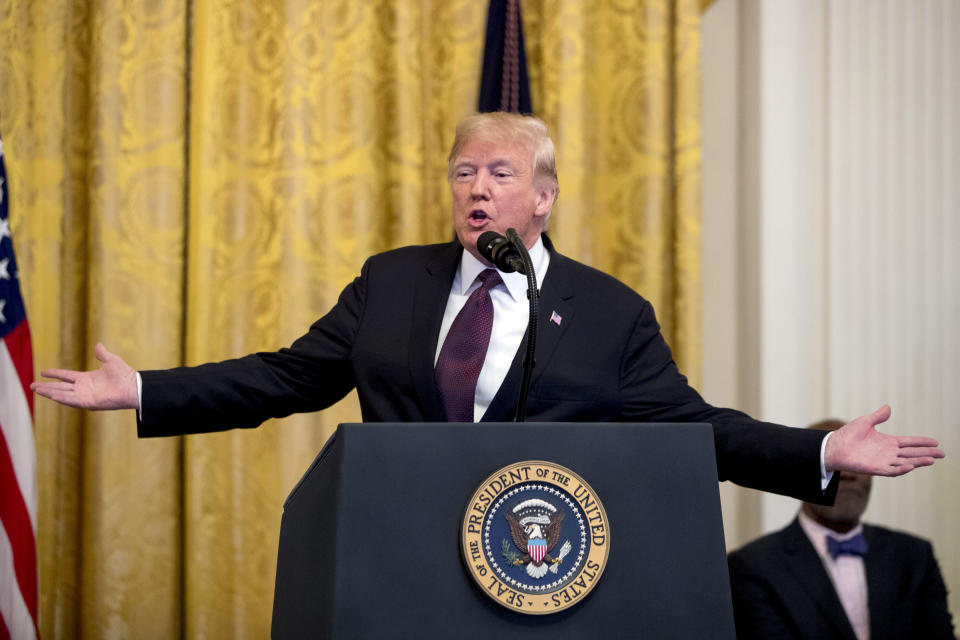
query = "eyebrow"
xmin=454 ymin=158 xmax=519 ymax=171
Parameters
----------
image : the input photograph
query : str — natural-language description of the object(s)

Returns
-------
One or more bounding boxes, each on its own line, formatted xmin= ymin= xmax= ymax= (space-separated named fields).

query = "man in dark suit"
xmin=728 ymin=419 xmax=955 ymax=640
xmin=32 ymin=113 xmax=945 ymax=502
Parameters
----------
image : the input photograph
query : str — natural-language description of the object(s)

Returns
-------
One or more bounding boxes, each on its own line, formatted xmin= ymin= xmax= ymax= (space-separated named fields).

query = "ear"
xmin=533 ymin=186 xmax=557 ymax=219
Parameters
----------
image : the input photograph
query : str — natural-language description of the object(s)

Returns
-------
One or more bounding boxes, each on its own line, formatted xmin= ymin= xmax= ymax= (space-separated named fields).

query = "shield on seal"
xmin=528 ymin=538 xmax=547 ymax=563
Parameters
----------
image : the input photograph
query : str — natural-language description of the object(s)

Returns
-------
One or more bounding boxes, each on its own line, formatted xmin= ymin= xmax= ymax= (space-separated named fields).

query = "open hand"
xmin=31 ymin=342 xmax=139 ymax=410
xmin=825 ymin=405 xmax=945 ymax=476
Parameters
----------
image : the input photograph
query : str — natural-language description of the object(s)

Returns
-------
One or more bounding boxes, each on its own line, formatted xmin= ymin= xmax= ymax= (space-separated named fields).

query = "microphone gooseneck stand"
xmin=505 ymin=228 xmax=538 ymax=422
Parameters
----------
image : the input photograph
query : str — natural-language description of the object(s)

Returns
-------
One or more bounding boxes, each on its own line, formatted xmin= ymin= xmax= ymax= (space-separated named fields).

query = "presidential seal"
xmin=460 ymin=460 xmax=610 ymax=614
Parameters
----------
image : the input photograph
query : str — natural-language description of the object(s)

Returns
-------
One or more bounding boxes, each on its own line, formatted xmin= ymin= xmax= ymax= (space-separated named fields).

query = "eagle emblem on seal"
xmin=505 ymin=498 xmax=573 ymax=579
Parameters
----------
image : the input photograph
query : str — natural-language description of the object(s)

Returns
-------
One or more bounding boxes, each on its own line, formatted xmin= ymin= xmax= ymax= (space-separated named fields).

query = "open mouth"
xmin=468 ymin=210 xmax=489 ymax=226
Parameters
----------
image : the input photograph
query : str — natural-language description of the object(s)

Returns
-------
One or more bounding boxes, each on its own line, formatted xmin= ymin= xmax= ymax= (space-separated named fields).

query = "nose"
xmin=470 ymin=171 xmax=491 ymax=199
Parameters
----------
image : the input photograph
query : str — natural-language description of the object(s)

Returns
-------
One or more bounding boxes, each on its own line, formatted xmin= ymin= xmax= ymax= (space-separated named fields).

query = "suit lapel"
xmin=483 ymin=237 xmax=575 ymax=421
xmin=781 ymin=520 xmax=859 ymax=640
xmin=408 ymin=241 xmax=461 ymax=421
xmin=527 ymin=250 xmax=574 ymax=389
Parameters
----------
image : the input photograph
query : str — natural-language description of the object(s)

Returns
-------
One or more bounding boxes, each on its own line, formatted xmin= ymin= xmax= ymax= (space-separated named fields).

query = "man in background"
xmin=728 ymin=418 xmax=955 ymax=640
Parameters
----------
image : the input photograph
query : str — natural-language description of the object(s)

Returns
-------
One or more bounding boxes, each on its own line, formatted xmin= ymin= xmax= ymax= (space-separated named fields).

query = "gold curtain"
xmin=0 ymin=0 xmax=701 ymax=636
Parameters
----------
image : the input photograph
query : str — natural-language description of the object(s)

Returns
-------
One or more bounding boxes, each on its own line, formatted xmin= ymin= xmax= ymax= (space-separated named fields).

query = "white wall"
xmin=702 ymin=0 xmax=960 ymax=618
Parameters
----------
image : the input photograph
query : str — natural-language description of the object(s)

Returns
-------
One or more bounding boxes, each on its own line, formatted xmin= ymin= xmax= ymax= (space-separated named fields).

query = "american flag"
xmin=0 ymin=135 xmax=39 ymax=640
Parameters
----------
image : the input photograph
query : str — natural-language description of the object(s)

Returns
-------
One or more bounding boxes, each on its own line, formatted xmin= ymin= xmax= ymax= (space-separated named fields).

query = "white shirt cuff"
xmin=820 ymin=431 xmax=834 ymax=491
xmin=136 ymin=371 xmax=143 ymax=418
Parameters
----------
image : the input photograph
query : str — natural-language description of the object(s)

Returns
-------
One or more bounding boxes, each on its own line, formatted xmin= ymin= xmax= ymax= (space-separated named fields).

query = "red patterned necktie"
xmin=436 ymin=269 xmax=503 ymax=422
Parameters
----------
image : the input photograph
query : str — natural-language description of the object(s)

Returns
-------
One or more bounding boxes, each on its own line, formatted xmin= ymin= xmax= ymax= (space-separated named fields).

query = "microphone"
xmin=477 ymin=231 xmax=526 ymax=274
xmin=478 ymin=229 xmax=539 ymax=422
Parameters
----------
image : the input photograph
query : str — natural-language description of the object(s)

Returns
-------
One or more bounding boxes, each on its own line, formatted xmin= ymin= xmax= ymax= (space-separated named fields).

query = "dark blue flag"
xmin=478 ymin=0 xmax=532 ymax=114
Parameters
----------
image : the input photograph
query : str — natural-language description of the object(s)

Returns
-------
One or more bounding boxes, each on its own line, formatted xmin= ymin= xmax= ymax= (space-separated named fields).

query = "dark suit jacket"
xmin=728 ymin=518 xmax=955 ymax=640
xmin=138 ymin=237 xmax=837 ymax=502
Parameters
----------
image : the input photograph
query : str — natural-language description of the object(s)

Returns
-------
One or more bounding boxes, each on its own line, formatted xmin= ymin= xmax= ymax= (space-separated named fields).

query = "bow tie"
xmin=826 ymin=533 xmax=868 ymax=560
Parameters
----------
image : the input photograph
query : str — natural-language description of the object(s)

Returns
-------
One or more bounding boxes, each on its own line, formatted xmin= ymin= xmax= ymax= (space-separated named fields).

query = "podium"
xmin=272 ymin=423 xmax=735 ymax=639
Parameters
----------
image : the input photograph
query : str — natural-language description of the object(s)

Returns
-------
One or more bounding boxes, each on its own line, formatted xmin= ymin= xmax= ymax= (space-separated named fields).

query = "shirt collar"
xmin=797 ymin=509 xmax=864 ymax=561
xmin=456 ymin=235 xmax=549 ymax=301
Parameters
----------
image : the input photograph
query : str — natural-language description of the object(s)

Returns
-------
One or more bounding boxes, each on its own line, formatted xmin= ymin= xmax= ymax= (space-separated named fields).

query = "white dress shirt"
xmin=798 ymin=509 xmax=870 ymax=640
xmin=434 ymin=237 xmax=549 ymax=422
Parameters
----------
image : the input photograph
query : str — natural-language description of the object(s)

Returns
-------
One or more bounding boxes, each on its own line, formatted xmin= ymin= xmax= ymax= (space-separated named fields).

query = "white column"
xmin=825 ymin=0 xmax=960 ymax=615
xmin=752 ymin=0 xmax=832 ymax=532
xmin=702 ymin=0 xmax=960 ymax=617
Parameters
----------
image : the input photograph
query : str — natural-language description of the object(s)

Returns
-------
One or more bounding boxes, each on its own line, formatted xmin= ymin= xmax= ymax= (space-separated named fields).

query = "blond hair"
xmin=447 ymin=112 xmax=559 ymax=197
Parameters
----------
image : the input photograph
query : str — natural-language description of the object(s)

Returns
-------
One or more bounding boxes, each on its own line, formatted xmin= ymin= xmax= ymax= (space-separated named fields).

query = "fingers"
xmin=896 ymin=445 xmax=945 ymax=459
xmin=30 ymin=383 xmax=81 ymax=407
xmin=30 ymin=381 xmax=70 ymax=401
xmin=877 ymin=455 xmax=940 ymax=477
xmin=883 ymin=464 xmax=914 ymax=477
xmin=36 ymin=368 xmax=80 ymax=383
xmin=884 ymin=457 xmax=938 ymax=476
xmin=896 ymin=436 xmax=941 ymax=449
xmin=32 ymin=381 xmax=75 ymax=394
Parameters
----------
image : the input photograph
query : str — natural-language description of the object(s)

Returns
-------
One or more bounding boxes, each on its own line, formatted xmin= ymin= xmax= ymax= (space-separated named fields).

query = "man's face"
xmin=449 ymin=137 xmax=555 ymax=262
xmin=803 ymin=470 xmax=872 ymax=533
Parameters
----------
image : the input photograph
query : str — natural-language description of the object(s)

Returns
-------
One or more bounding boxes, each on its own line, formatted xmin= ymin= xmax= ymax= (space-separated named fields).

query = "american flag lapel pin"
xmin=550 ymin=310 xmax=562 ymax=326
